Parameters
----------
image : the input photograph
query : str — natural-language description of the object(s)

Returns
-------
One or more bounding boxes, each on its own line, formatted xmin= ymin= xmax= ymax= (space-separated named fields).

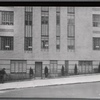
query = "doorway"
xmin=65 ymin=60 xmax=69 ymax=75
xmin=35 ymin=62 xmax=42 ymax=78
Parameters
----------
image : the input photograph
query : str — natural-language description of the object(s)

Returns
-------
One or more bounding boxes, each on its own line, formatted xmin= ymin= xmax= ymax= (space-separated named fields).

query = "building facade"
xmin=0 ymin=7 xmax=100 ymax=78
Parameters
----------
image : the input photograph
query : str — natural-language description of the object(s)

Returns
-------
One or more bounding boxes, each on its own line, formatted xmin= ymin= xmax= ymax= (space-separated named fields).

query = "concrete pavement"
xmin=0 ymin=74 xmax=100 ymax=90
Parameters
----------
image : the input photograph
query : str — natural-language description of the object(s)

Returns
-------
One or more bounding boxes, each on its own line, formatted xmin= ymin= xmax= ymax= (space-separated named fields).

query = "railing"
xmin=3 ymin=73 xmax=30 ymax=83
xmin=1 ymin=67 xmax=100 ymax=83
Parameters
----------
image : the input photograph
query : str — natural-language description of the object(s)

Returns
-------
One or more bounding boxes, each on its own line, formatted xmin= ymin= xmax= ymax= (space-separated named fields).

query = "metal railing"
xmin=1 ymin=67 xmax=100 ymax=83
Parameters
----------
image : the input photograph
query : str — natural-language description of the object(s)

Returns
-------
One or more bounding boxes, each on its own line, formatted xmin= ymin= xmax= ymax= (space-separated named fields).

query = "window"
xmin=0 ymin=36 xmax=13 ymax=50
xmin=56 ymin=14 xmax=60 ymax=25
xmin=67 ymin=7 xmax=75 ymax=51
xmin=56 ymin=7 xmax=60 ymax=25
xmin=67 ymin=38 xmax=75 ymax=50
xmin=67 ymin=15 xmax=75 ymax=25
xmin=93 ymin=37 xmax=100 ymax=50
xmin=41 ymin=16 xmax=48 ymax=24
xmin=41 ymin=38 xmax=49 ymax=49
xmin=67 ymin=25 xmax=75 ymax=37
xmin=10 ymin=61 xmax=27 ymax=73
xmin=56 ymin=7 xmax=60 ymax=51
xmin=79 ymin=61 xmax=93 ymax=74
xmin=25 ymin=12 xmax=32 ymax=25
xmin=41 ymin=7 xmax=49 ymax=51
xmin=67 ymin=7 xmax=75 ymax=14
xmin=24 ymin=37 xmax=32 ymax=51
xmin=1 ymin=11 xmax=14 ymax=25
xmin=24 ymin=7 xmax=33 ymax=51
xmin=93 ymin=14 xmax=100 ymax=27
xmin=56 ymin=36 xmax=60 ymax=49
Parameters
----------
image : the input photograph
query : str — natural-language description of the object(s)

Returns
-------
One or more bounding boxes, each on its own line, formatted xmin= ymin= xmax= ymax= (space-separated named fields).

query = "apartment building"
xmin=0 ymin=7 xmax=100 ymax=78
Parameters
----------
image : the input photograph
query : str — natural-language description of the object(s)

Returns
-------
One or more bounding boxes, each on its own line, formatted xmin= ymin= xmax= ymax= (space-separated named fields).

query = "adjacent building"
xmin=0 ymin=7 xmax=100 ymax=78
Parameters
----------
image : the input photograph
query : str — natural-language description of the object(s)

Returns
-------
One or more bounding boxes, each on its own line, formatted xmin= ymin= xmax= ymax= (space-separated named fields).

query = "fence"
xmin=1 ymin=66 xmax=100 ymax=83
xmin=4 ymin=73 xmax=30 ymax=83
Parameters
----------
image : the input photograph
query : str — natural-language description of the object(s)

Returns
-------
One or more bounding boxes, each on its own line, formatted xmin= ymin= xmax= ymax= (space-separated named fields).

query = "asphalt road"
xmin=0 ymin=82 xmax=100 ymax=99
xmin=0 ymin=98 xmax=99 ymax=100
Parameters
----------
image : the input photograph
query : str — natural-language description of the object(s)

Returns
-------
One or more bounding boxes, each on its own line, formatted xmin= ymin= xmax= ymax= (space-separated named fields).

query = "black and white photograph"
xmin=0 ymin=1 xmax=100 ymax=100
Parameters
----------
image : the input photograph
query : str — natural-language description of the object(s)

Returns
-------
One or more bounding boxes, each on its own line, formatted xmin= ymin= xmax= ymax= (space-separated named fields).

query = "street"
xmin=0 ymin=82 xmax=100 ymax=99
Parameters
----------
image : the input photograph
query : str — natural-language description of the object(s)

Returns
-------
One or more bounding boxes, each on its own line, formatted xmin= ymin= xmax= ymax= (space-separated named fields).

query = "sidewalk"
xmin=0 ymin=74 xmax=100 ymax=91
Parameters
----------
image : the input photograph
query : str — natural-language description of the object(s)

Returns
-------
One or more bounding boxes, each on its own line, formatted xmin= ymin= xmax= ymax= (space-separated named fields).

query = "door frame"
xmin=35 ymin=62 xmax=42 ymax=78
xmin=65 ymin=60 xmax=69 ymax=75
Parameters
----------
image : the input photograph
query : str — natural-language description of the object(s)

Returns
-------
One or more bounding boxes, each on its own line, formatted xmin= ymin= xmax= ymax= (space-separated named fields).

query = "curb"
xmin=0 ymin=74 xmax=100 ymax=91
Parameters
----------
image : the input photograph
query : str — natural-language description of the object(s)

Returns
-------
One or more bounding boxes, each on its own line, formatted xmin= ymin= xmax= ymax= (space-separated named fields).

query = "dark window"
xmin=25 ymin=12 xmax=32 ymax=25
xmin=56 ymin=7 xmax=60 ymax=50
xmin=0 ymin=36 xmax=13 ymax=50
xmin=24 ymin=37 xmax=32 ymax=51
xmin=41 ymin=16 xmax=48 ymax=24
xmin=67 ymin=7 xmax=75 ymax=51
xmin=67 ymin=38 xmax=75 ymax=50
xmin=56 ymin=13 xmax=60 ymax=25
xmin=56 ymin=44 xmax=60 ymax=49
xmin=56 ymin=36 xmax=60 ymax=50
xmin=93 ymin=14 xmax=100 ymax=27
xmin=1 ymin=11 xmax=14 ymax=25
xmin=24 ymin=7 xmax=33 ymax=51
xmin=93 ymin=37 xmax=100 ymax=50
xmin=41 ymin=40 xmax=49 ymax=49
xmin=67 ymin=7 xmax=75 ymax=14
xmin=41 ymin=7 xmax=49 ymax=51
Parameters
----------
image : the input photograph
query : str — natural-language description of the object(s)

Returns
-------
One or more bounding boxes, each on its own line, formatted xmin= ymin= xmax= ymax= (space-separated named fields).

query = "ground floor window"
xmin=78 ymin=61 xmax=93 ymax=74
xmin=10 ymin=60 xmax=27 ymax=73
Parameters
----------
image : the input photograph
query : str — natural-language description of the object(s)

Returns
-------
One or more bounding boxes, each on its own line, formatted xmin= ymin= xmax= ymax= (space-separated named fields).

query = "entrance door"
xmin=35 ymin=62 xmax=42 ymax=77
xmin=65 ymin=61 xmax=69 ymax=75
xmin=50 ymin=61 xmax=57 ymax=77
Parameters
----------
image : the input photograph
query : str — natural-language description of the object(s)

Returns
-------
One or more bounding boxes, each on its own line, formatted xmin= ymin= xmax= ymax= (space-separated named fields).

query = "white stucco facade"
xmin=0 ymin=7 xmax=100 ymax=77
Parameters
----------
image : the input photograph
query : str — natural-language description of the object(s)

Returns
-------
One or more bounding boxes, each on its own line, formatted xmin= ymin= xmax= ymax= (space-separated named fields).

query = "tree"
xmin=61 ymin=66 xmax=64 ymax=76
xmin=98 ymin=63 xmax=100 ymax=73
xmin=44 ymin=66 xmax=48 ymax=78
xmin=74 ymin=64 xmax=77 ymax=75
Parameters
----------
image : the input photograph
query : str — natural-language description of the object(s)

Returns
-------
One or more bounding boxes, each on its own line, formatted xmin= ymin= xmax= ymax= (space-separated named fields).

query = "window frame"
xmin=24 ymin=7 xmax=33 ymax=51
xmin=41 ymin=7 xmax=49 ymax=51
xmin=0 ymin=36 xmax=13 ymax=50
xmin=1 ymin=11 xmax=14 ymax=25
xmin=67 ymin=7 xmax=75 ymax=51
xmin=56 ymin=7 xmax=60 ymax=51
xmin=10 ymin=60 xmax=27 ymax=74
xmin=93 ymin=37 xmax=100 ymax=50
xmin=93 ymin=14 xmax=100 ymax=27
